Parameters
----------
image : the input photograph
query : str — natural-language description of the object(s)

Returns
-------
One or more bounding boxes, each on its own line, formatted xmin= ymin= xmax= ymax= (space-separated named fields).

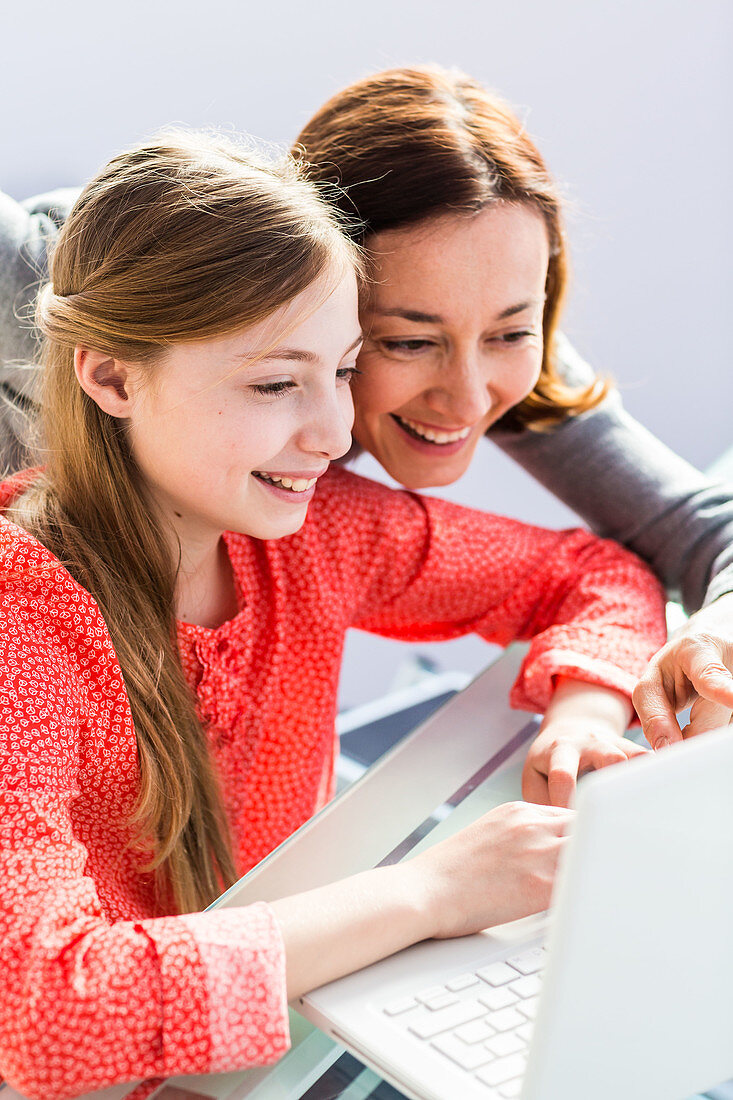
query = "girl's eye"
xmin=251 ymin=380 xmax=296 ymax=397
xmin=336 ymin=366 xmax=362 ymax=384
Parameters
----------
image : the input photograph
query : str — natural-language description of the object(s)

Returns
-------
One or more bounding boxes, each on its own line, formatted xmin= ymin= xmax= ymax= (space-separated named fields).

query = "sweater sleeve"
xmin=0 ymin=572 xmax=289 ymax=1099
xmin=0 ymin=189 xmax=78 ymax=472
xmin=314 ymin=470 xmax=667 ymax=713
xmin=489 ymin=334 xmax=733 ymax=613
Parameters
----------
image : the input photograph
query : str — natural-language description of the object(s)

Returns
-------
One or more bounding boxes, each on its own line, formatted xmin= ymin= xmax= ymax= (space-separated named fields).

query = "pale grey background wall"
xmin=2 ymin=0 xmax=730 ymax=704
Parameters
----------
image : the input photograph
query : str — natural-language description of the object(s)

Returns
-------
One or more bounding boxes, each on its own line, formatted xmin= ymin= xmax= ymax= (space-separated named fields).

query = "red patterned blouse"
xmin=0 ymin=468 xmax=666 ymax=1098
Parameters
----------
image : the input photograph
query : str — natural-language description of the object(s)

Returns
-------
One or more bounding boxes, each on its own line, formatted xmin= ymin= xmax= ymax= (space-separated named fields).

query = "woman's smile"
xmin=389 ymin=413 xmax=476 ymax=454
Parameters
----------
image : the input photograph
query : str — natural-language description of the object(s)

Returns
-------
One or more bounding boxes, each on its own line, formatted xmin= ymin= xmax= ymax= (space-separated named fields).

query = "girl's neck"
xmin=173 ymin=526 xmax=240 ymax=630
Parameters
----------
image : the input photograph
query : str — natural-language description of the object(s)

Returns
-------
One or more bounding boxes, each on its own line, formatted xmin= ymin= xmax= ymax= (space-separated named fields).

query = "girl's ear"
xmin=74 ymin=347 xmax=138 ymax=418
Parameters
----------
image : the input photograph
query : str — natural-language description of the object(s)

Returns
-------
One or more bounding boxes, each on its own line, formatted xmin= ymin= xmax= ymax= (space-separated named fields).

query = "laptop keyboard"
xmin=381 ymin=946 xmax=546 ymax=1097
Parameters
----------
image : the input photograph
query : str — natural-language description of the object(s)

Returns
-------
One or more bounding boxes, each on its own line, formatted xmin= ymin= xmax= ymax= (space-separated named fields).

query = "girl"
xmin=293 ymin=64 xmax=733 ymax=797
xmin=0 ymin=131 xmax=665 ymax=1098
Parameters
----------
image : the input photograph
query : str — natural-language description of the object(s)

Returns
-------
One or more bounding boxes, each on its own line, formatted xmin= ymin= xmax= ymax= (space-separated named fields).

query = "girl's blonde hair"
xmin=10 ymin=131 xmax=361 ymax=913
xmin=295 ymin=65 xmax=609 ymax=429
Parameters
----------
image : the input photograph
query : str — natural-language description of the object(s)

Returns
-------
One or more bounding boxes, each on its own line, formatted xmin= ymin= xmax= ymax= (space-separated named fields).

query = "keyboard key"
xmin=476 ymin=1052 xmax=527 ymax=1087
xmin=423 ymin=992 xmax=459 ymax=1011
xmin=486 ymin=1031 xmax=525 ymax=1058
xmin=508 ymin=973 xmax=543 ymax=999
xmin=486 ymin=1007 xmax=526 ymax=1032
xmin=408 ymin=1001 xmax=485 ymax=1039
xmin=516 ymin=995 xmax=540 ymax=1020
xmin=454 ymin=1018 xmax=495 ymax=1044
xmin=506 ymin=947 xmax=545 ymax=975
xmin=499 ymin=1079 xmax=523 ymax=1098
xmin=516 ymin=1021 xmax=534 ymax=1044
xmin=446 ymin=973 xmax=481 ymax=992
xmin=476 ymin=961 xmax=520 ymax=986
xmin=431 ymin=1033 xmax=495 ymax=1071
xmin=384 ymin=996 xmax=418 ymax=1016
xmin=478 ymin=986 xmax=519 ymax=1012
xmin=416 ymin=985 xmax=448 ymax=1003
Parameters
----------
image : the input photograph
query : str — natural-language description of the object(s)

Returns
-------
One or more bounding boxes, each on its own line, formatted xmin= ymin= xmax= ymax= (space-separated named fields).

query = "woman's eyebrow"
xmin=497 ymin=300 xmax=539 ymax=320
xmin=375 ymin=301 xmax=540 ymax=324
xmin=375 ymin=308 xmax=442 ymax=324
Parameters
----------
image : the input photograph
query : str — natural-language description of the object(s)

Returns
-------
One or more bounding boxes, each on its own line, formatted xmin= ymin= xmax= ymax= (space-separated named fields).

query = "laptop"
xmin=297 ymin=726 xmax=733 ymax=1100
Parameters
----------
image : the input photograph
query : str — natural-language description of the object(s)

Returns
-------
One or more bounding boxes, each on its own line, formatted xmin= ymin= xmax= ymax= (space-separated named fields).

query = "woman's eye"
xmin=494 ymin=330 xmax=535 ymax=345
xmin=336 ymin=366 xmax=362 ymax=384
xmin=251 ymin=380 xmax=295 ymax=397
xmin=379 ymin=339 xmax=433 ymax=355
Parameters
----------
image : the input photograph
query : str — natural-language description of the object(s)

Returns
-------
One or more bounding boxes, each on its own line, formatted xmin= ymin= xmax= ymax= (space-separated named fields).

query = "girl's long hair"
xmin=295 ymin=65 xmax=609 ymax=430
xmin=9 ymin=131 xmax=360 ymax=913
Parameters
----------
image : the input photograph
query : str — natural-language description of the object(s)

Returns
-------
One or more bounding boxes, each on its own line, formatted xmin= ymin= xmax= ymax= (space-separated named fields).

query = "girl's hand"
xmin=632 ymin=593 xmax=733 ymax=749
xmin=521 ymin=676 xmax=637 ymax=808
xmin=409 ymin=800 xmax=573 ymax=939
xmin=521 ymin=721 xmax=647 ymax=808
xmin=275 ymin=800 xmax=572 ymax=998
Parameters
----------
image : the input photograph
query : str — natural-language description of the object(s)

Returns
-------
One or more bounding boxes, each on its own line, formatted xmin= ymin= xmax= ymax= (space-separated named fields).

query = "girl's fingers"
xmin=547 ymin=743 xmax=581 ymax=809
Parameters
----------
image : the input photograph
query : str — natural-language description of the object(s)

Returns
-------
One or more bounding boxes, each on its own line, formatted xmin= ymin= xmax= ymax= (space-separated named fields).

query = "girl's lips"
xmin=390 ymin=414 xmax=475 ymax=457
xmin=252 ymin=471 xmax=320 ymax=504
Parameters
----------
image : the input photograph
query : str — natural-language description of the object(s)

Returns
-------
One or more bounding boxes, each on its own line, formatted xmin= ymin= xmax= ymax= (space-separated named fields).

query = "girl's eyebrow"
xmin=259 ymin=332 xmax=364 ymax=363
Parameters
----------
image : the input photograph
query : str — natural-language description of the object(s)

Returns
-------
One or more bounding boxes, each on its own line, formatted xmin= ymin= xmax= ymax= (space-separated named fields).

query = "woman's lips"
xmin=390 ymin=414 xmax=475 ymax=455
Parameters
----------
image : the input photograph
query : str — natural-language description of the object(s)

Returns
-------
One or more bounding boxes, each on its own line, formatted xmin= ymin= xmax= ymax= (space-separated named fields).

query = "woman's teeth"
xmin=397 ymin=417 xmax=472 ymax=444
xmin=254 ymin=473 xmax=317 ymax=492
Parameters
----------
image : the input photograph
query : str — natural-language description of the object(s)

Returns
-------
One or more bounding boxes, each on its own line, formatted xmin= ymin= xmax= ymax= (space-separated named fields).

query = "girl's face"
xmin=127 ymin=267 xmax=361 ymax=544
xmin=353 ymin=203 xmax=550 ymax=489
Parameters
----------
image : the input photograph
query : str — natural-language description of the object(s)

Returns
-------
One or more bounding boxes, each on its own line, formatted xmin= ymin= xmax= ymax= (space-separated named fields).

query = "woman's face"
xmin=353 ymin=203 xmax=550 ymax=489
xmin=126 ymin=266 xmax=361 ymax=544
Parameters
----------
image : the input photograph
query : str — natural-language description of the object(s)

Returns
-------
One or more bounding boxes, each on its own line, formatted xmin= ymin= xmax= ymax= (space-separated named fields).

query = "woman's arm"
xmin=489 ymin=334 xmax=733 ymax=614
xmin=491 ymin=335 xmax=733 ymax=745
xmin=0 ymin=189 xmax=76 ymax=471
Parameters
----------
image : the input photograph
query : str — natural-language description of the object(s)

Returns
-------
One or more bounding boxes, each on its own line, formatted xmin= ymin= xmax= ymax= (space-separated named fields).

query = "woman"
xmin=291 ymin=64 xmax=733 ymax=791
xmin=0 ymin=131 xmax=665 ymax=1098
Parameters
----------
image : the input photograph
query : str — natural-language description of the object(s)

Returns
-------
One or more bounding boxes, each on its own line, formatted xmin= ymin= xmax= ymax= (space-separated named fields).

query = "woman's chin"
xmin=382 ymin=451 xmax=472 ymax=491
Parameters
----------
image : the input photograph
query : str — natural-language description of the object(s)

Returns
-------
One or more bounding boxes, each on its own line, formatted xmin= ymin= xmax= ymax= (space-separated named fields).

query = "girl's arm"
xmin=327 ymin=469 xmax=668 ymax=715
xmin=0 ymin=537 xmax=571 ymax=1099
xmin=272 ymin=799 xmax=570 ymax=1000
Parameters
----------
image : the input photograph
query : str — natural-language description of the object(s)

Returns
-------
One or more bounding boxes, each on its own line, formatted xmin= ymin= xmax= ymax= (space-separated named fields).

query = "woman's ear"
xmin=74 ymin=348 xmax=137 ymax=418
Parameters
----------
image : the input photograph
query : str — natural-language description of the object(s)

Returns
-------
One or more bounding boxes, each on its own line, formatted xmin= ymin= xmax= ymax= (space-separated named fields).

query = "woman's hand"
xmin=632 ymin=593 xmax=733 ymax=748
xmin=521 ymin=677 xmax=637 ymax=808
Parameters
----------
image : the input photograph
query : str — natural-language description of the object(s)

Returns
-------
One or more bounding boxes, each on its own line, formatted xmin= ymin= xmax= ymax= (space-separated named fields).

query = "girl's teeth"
xmin=256 ymin=473 xmax=317 ymax=492
xmin=399 ymin=417 xmax=471 ymax=444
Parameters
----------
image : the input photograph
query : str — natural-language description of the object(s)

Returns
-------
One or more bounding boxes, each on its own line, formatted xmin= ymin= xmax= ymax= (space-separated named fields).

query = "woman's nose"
xmin=424 ymin=352 xmax=493 ymax=424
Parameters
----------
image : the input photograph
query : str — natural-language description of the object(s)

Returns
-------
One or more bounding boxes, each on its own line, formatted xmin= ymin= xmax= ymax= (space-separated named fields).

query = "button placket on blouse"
xmin=197 ymin=630 xmax=244 ymax=734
